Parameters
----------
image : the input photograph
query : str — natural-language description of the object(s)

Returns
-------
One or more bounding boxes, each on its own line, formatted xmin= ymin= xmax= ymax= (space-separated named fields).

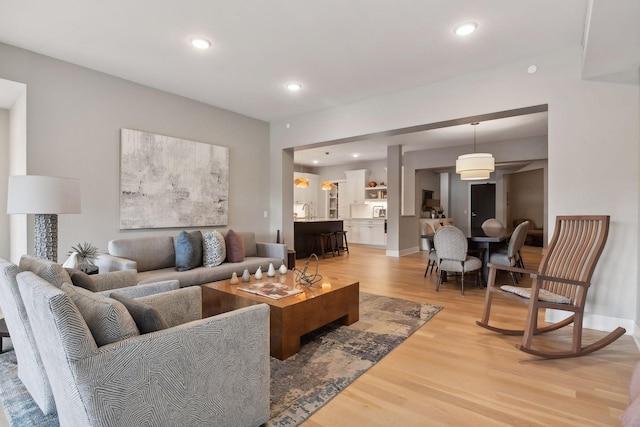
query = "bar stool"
xmin=334 ymin=230 xmax=349 ymax=255
xmin=314 ymin=233 xmax=338 ymax=258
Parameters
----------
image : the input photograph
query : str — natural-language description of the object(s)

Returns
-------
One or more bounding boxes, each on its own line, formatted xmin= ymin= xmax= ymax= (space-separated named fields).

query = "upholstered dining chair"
xmin=488 ymin=220 xmax=529 ymax=285
xmin=433 ymin=226 xmax=483 ymax=296
xmin=420 ymin=223 xmax=438 ymax=276
xmin=477 ymin=215 xmax=626 ymax=358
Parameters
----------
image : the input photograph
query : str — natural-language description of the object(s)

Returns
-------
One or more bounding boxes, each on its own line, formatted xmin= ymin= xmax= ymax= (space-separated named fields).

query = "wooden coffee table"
xmin=201 ymin=274 xmax=359 ymax=360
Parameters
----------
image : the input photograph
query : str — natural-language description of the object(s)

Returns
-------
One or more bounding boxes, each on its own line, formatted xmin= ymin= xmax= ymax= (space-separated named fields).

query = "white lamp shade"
xmin=456 ymin=153 xmax=495 ymax=180
xmin=7 ymin=175 xmax=81 ymax=214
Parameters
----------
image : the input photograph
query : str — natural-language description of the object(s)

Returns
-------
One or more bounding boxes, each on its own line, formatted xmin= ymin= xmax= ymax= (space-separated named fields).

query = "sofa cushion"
xmin=111 ymin=293 xmax=169 ymax=334
xmin=203 ymin=230 xmax=226 ymax=267
xmin=237 ymin=232 xmax=257 ymax=257
xmin=226 ymin=229 xmax=245 ymax=263
xmin=19 ymin=255 xmax=71 ymax=288
xmin=65 ymin=268 xmax=98 ymax=292
xmin=61 ymin=283 xmax=139 ymax=346
xmin=174 ymin=231 xmax=203 ymax=271
xmin=108 ymin=235 xmax=176 ymax=272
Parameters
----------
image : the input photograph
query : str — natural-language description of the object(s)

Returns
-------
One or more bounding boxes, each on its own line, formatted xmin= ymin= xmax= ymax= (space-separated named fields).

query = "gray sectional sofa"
xmin=96 ymin=231 xmax=288 ymax=287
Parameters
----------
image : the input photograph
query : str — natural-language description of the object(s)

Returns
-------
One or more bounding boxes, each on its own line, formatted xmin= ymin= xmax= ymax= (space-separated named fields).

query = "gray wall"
xmin=0 ymin=109 xmax=8 ymax=259
xmin=508 ymin=169 xmax=544 ymax=228
xmin=0 ymin=42 xmax=271 ymax=261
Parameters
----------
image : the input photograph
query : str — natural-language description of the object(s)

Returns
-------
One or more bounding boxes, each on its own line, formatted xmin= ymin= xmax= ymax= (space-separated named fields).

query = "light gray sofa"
xmin=0 ymin=255 xmax=182 ymax=416
xmin=96 ymin=231 xmax=288 ymax=287
xmin=19 ymin=270 xmax=271 ymax=426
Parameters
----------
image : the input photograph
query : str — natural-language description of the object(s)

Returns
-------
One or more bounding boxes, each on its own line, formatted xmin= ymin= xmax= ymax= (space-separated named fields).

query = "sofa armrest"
xmin=256 ymin=242 xmax=287 ymax=262
xmin=132 ymin=286 xmax=202 ymax=327
xmin=81 ymin=304 xmax=271 ymax=426
xmin=99 ymin=280 xmax=180 ymax=299
xmin=91 ymin=270 xmax=138 ymax=292
xmin=95 ymin=253 xmax=137 ymax=273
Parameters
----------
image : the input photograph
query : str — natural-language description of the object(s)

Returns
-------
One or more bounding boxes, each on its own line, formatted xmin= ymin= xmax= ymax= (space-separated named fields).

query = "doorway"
xmin=470 ymin=183 xmax=496 ymax=228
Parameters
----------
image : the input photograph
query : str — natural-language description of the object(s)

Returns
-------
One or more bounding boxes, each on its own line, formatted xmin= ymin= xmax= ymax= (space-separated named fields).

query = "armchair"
xmin=18 ymin=271 xmax=270 ymax=426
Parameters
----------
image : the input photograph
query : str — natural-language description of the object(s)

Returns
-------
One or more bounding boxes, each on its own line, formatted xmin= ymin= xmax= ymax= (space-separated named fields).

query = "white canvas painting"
xmin=120 ymin=129 xmax=229 ymax=229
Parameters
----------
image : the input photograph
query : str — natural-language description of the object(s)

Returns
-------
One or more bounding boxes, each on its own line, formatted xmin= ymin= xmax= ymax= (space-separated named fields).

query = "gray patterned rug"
xmin=0 ymin=293 xmax=441 ymax=427
xmin=267 ymin=292 xmax=442 ymax=426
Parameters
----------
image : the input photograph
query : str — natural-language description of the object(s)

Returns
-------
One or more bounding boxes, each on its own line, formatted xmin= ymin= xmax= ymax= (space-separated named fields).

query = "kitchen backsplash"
xmin=351 ymin=201 xmax=387 ymax=218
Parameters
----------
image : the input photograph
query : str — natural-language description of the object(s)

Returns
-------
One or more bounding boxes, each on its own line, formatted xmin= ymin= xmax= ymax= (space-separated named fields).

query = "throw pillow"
xmin=65 ymin=268 xmax=98 ymax=292
xmin=203 ymin=230 xmax=226 ymax=267
xmin=225 ymin=229 xmax=245 ymax=263
xmin=61 ymin=283 xmax=139 ymax=346
xmin=174 ymin=230 xmax=203 ymax=271
xmin=111 ymin=293 xmax=169 ymax=334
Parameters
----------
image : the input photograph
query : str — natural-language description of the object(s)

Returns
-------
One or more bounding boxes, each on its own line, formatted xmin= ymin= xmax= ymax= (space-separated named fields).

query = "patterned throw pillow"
xmin=203 ymin=230 xmax=226 ymax=267
xmin=225 ymin=229 xmax=245 ymax=263
xmin=62 ymin=283 xmax=139 ymax=346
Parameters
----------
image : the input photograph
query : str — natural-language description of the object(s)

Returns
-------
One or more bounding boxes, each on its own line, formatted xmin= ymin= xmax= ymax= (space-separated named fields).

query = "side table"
xmin=0 ymin=318 xmax=10 ymax=354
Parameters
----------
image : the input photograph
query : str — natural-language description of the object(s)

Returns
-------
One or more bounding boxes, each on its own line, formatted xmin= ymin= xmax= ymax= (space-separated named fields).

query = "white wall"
xmin=0 ymin=109 xmax=8 ymax=259
xmin=0 ymin=42 xmax=272 ymax=261
xmin=8 ymin=85 xmax=27 ymax=263
xmin=270 ymin=46 xmax=640 ymax=330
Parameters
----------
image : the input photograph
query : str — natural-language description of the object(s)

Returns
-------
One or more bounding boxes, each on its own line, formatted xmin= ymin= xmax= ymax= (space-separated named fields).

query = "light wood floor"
xmin=299 ymin=244 xmax=638 ymax=427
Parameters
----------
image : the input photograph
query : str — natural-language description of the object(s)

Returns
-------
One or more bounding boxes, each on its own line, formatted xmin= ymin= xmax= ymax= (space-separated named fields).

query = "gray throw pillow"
xmin=62 ymin=283 xmax=139 ymax=346
xmin=174 ymin=230 xmax=203 ymax=271
xmin=65 ymin=268 xmax=98 ymax=292
xmin=111 ymin=293 xmax=169 ymax=334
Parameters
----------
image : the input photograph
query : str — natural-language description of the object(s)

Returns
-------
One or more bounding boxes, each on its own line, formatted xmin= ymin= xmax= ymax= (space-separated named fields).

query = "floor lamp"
xmin=7 ymin=175 xmax=81 ymax=262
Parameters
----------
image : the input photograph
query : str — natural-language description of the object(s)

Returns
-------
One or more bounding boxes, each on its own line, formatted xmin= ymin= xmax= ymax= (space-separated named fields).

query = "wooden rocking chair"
xmin=476 ymin=215 xmax=626 ymax=358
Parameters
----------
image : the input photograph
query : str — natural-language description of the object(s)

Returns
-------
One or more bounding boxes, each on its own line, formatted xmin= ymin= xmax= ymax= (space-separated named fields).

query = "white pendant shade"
xmin=456 ymin=153 xmax=495 ymax=181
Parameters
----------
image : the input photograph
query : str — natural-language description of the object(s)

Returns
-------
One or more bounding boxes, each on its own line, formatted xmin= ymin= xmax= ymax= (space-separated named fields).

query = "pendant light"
xmin=320 ymin=181 xmax=335 ymax=191
xmin=294 ymin=164 xmax=309 ymax=188
xmin=456 ymin=122 xmax=495 ymax=180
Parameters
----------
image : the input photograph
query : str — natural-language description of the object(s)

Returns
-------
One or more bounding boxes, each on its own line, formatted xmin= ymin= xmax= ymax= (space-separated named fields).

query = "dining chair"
xmin=433 ymin=226 xmax=483 ymax=296
xmin=423 ymin=236 xmax=438 ymax=276
xmin=476 ymin=215 xmax=626 ymax=358
xmin=488 ymin=220 xmax=529 ymax=285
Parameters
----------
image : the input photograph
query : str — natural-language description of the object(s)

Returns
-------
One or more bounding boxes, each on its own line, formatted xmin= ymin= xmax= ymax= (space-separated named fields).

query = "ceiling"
xmin=0 ymin=1 xmax=637 ymax=166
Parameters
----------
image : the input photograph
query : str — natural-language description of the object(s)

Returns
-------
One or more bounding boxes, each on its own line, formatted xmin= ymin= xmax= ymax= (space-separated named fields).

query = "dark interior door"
xmin=471 ymin=183 xmax=496 ymax=228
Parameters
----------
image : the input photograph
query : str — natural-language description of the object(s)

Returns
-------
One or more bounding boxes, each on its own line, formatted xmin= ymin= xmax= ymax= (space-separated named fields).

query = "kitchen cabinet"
xmin=344 ymin=169 xmax=367 ymax=205
xmin=343 ymin=219 xmax=385 ymax=246
xmin=294 ymin=173 xmax=319 ymax=217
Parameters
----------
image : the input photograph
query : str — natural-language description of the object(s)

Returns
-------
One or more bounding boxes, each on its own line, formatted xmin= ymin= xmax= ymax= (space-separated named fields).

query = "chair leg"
xmin=436 ymin=265 xmax=443 ymax=291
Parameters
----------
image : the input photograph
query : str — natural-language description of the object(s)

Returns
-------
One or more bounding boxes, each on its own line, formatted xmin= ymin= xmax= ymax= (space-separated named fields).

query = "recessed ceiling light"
xmin=454 ymin=22 xmax=478 ymax=36
xmin=286 ymin=83 xmax=303 ymax=91
xmin=352 ymin=153 xmax=360 ymax=158
xmin=527 ymin=65 xmax=538 ymax=74
xmin=312 ymin=160 xmax=319 ymax=164
xmin=190 ymin=37 xmax=212 ymax=49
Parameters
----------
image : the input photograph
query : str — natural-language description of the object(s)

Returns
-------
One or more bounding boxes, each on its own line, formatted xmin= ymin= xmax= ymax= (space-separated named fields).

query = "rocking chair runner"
xmin=476 ymin=215 xmax=626 ymax=358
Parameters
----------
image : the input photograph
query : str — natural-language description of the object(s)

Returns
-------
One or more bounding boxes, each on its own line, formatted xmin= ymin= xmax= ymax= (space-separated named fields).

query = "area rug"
xmin=0 ymin=293 xmax=441 ymax=427
xmin=267 ymin=292 xmax=442 ymax=426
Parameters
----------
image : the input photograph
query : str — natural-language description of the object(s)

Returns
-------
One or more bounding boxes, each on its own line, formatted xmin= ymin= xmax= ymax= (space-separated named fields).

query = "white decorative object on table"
xmin=242 ymin=269 xmax=251 ymax=282
xmin=255 ymin=266 xmax=263 ymax=279
xmin=230 ymin=272 xmax=239 ymax=284
xmin=279 ymin=263 xmax=287 ymax=275
xmin=267 ymin=263 xmax=276 ymax=277
xmin=62 ymin=252 xmax=79 ymax=269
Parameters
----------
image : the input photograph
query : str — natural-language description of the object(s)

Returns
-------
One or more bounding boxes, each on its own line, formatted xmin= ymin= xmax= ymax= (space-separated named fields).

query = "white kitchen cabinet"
xmin=344 ymin=169 xmax=367 ymax=205
xmin=343 ymin=219 xmax=385 ymax=246
xmin=294 ymin=172 xmax=319 ymax=217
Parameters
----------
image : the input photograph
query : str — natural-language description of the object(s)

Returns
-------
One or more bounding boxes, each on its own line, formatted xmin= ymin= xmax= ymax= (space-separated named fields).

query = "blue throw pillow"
xmin=174 ymin=231 xmax=203 ymax=271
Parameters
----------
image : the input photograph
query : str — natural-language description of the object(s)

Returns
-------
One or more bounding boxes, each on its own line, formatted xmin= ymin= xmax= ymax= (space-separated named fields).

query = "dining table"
xmin=425 ymin=225 xmax=512 ymax=285
xmin=456 ymin=226 xmax=512 ymax=284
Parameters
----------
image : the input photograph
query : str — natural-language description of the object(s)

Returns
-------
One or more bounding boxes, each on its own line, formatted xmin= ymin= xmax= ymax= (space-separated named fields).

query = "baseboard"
xmin=545 ymin=309 xmax=636 ymax=343
xmin=387 ymin=246 xmax=420 ymax=257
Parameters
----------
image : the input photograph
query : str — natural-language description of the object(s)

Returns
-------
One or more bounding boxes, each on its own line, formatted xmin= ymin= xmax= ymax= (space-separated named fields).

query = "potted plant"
xmin=68 ymin=242 xmax=99 ymax=273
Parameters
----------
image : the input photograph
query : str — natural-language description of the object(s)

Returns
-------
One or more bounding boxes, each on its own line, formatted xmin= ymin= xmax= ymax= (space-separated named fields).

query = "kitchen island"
xmin=293 ymin=219 xmax=344 ymax=259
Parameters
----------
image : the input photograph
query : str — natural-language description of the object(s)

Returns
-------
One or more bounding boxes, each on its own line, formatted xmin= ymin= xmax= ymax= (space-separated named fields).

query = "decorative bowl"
xmin=368 ymin=181 xmax=377 ymax=187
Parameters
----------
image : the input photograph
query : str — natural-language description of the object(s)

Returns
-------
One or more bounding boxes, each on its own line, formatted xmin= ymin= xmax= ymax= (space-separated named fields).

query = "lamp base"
xmin=34 ymin=214 xmax=58 ymax=262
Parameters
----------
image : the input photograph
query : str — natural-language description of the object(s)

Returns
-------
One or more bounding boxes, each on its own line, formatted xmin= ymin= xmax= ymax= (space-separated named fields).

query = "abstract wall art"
xmin=120 ymin=129 xmax=229 ymax=229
